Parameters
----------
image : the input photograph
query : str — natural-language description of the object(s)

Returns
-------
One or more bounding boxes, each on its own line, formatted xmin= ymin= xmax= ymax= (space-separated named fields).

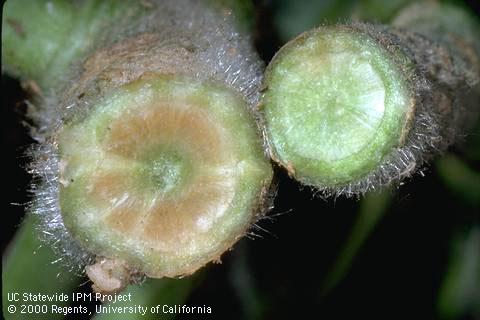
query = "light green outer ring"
xmin=58 ymin=75 xmax=272 ymax=277
xmin=262 ymin=26 xmax=413 ymax=187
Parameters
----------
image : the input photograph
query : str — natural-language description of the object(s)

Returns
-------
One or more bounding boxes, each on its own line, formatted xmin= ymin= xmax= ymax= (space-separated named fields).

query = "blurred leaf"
xmin=436 ymin=154 xmax=480 ymax=207
xmin=351 ymin=0 xmax=413 ymax=23
xmin=93 ymin=276 xmax=196 ymax=320
xmin=272 ymin=0 xmax=356 ymax=42
xmin=321 ymin=190 xmax=392 ymax=295
xmin=229 ymin=243 xmax=266 ymax=320
xmin=438 ymin=226 xmax=480 ymax=319
xmin=465 ymin=119 xmax=480 ymax=161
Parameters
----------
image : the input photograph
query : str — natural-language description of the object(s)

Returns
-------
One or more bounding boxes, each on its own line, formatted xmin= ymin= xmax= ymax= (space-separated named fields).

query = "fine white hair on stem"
xmin=27 ymin=0 xmax=268 ymax=273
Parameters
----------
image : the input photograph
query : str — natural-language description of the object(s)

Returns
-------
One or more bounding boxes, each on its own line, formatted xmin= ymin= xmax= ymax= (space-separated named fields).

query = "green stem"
xmin=2 ymin=216 xmax=81 ymax=320
xmin=261 ymin=5 xmax=480 ymax=195
xmin=262 ymin=25 xmax=413 ymax=193
xmin=209 ymin=0 xmax=255 ymax=33
xmin=2 ymin=0 xmax=254 ymax=91
xmin=58 ymin=75 xmax=272 ymax=285
xmin=2 ymin=0 xmax=142 ymax=91
xmin=392 ymin=1 xmax=480 ymax=57
xmin=5 ymin=0 xmax=271 ymax=293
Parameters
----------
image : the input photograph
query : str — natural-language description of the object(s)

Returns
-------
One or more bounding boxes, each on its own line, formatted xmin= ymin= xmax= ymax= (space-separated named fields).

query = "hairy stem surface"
xmin=261 ymin=6 xmax=480 ymax=195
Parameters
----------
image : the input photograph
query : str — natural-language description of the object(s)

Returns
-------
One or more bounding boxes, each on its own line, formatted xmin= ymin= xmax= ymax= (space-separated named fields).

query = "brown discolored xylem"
xmin=6 ymin=0 xmax=273 ymax=294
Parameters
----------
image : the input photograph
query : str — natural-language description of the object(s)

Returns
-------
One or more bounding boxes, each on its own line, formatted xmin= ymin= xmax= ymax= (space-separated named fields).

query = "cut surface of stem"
xmin=58 ymin=75 xmax=272 ymax=278
xmin=262 ymin=26 xmax=413 ymax=188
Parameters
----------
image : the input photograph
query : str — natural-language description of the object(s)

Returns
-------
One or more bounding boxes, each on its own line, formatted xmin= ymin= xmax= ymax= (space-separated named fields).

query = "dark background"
xmin=3 ymin=0 xmax=480 ymax=319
